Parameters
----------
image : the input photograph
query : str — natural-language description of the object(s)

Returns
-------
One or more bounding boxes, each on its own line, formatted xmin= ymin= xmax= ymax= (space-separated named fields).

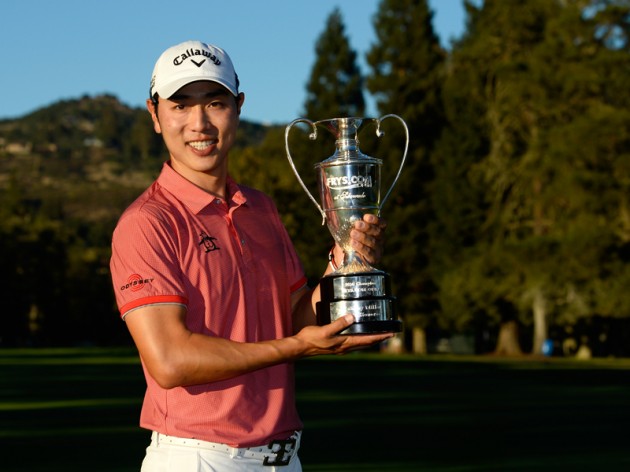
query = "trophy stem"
xmin=336 ymin=250 xmax=378 ymax=275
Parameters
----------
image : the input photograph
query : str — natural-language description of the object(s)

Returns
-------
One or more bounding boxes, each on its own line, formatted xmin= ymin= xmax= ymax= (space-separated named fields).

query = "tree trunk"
xmin=532 ymin=287 xmax=548 ymax=355
xmin=381 ymin=332 xmax=404 ymax=354
xmin=493 ymin=320 xmax=523 ymax=356
xmin=412 ymin=327 xmax=427 ymax=354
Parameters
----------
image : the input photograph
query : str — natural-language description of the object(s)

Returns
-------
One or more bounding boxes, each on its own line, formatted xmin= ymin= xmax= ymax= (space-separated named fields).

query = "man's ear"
xmin=236 ymin=92 xmax=245 ymax=116
xmin=146 ymin=98 xmax=162 ymax=134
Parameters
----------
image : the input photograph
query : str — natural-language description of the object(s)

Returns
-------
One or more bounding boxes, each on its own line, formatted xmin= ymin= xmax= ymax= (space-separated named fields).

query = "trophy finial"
xmin=334 ymin=118 xmax=362 ymax=158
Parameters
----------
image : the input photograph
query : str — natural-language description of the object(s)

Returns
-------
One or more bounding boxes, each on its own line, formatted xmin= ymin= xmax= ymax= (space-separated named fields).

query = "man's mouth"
xmin=188 ymin=140 xmax=216 ymax=151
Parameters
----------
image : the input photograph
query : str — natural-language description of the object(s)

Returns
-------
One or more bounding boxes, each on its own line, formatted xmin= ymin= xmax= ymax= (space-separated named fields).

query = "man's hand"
xmin=333 ymin=213 xmax=387 ymax=266
xmin=294 ymin=314 xmax=393 ymax=356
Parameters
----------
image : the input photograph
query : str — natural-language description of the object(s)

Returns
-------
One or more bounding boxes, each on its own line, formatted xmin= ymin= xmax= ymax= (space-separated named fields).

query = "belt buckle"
xmin=263 ymin=438 xmax=296 ymax=466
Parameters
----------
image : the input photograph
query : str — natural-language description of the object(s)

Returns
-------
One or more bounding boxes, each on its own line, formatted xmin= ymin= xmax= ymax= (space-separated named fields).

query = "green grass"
xmin=1 ymin=349 xmax=629 ymax=471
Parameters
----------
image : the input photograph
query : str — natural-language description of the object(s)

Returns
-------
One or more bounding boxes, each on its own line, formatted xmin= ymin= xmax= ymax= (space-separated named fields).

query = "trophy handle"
xmin=285 ymin=118 xmax=327 ymax=224
xmin=375 ymin=114 xmax=409 ymax=215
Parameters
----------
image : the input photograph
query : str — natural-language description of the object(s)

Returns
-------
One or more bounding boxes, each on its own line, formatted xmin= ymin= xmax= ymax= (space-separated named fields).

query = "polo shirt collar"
xmin=157 ymin=162 xmax=247 ymax=214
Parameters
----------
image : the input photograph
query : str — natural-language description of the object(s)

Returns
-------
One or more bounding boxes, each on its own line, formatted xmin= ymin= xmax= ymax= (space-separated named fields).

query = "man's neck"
xmin=168 ymin=160 xmax=228 ymax=200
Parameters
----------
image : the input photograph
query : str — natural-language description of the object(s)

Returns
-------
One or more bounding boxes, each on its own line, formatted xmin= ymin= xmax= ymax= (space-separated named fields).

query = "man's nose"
xmin=190 ymin=105 xmax=212 ymax=131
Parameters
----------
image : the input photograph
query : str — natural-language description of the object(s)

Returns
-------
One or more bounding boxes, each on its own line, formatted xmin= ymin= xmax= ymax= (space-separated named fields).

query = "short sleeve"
xmin=110 ymin=207 xmax=188 ymax=318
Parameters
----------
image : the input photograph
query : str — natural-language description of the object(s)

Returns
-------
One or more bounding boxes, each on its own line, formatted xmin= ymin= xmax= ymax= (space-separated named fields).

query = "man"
xmin=110 ymin=40 xmax=392 ymax=471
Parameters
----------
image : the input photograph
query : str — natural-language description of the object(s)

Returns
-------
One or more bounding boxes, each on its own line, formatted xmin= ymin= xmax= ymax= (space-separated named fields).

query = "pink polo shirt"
xmin=110 ymin=162 xmax=307 ymax=447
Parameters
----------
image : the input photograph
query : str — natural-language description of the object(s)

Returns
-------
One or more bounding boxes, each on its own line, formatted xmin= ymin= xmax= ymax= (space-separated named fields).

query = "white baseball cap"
xmin=150 ymin=40 xmax=239 ymax=99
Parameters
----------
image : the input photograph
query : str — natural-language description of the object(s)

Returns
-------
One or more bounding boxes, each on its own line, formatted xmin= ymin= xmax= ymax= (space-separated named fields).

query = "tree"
xmin=303 ymin=7 xmax=365 ymax=120
xmin=0 ymin=181 xmax=70 ymax=345
xmin=124 ymin=109 xmax=165 ymax=167
xmin=432 ymin=0 xmax=630 ymax=355
xmin=366 ymin=0 xmax=447 ymax=352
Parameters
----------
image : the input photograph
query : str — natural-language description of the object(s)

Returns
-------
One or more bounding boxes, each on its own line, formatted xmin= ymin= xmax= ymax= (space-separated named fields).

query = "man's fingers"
xmin=324 ymin=314 xmax=355 ymax=336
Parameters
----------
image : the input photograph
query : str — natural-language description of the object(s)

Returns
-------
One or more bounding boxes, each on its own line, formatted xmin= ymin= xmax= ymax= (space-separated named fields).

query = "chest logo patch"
xmin=199 ymin=231 xmax=220 ymax=253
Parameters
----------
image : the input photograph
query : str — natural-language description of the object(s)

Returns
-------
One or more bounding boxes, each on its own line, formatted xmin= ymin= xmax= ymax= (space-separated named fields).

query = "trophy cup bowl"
xmin=285 ymin=115 xmax=409 ymax=334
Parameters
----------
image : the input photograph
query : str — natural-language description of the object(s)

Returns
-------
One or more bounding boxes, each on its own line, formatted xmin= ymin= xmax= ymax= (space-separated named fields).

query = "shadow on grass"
xmin=1 ymin=349 xmax=629 ymax=471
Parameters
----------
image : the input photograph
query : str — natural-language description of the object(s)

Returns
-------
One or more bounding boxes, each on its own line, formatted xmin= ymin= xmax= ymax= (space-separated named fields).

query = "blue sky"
xmin=0 ymin=0 xmax=467 ymax=125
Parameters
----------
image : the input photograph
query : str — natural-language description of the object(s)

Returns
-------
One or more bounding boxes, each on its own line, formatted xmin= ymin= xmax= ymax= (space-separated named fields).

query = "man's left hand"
xmin=345 ymin=213 xmax=387 ymax=266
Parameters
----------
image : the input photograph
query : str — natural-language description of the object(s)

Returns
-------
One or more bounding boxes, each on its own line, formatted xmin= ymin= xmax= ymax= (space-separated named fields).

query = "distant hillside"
xmin=0 ymin=94 xmax=276 ymax=225
xmin=0 ymin=94 xmax=272 ymax=164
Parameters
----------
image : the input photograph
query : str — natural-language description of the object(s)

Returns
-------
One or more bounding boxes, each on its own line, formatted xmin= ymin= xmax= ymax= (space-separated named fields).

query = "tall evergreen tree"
xmin=303 ymin=7 xmax=365 ymax=120
xmin=366 ymin=0 xmax=446 ymax=351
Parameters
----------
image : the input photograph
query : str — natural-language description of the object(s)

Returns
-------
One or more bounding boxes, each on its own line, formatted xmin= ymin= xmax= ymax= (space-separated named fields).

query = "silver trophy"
xmin=285 ymin=115 xmax=409 ymax=334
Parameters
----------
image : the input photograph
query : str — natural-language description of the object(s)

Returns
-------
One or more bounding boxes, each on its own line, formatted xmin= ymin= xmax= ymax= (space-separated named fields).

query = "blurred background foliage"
xmin=1 ymin=0 xmax=629 ymax=357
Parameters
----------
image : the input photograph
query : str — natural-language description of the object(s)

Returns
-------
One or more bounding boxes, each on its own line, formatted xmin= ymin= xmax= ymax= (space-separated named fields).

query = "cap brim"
xmin=155 ymin=75 xmax=238 ymax=98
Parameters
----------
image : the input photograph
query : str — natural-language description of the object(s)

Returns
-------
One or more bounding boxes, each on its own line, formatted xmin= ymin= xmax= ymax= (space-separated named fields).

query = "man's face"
xmin=147 ymin=81 xmax=244 ymax=186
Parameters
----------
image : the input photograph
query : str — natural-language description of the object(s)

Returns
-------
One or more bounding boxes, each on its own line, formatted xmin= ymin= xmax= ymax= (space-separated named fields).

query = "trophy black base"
xmin=341 ymin=319 xmax=403 ymax=335
xmin=316 ymin=271 xmax=402 ymax=335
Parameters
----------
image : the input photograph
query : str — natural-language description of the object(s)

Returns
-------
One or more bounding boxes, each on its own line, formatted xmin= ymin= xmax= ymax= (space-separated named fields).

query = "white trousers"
xmin=140 ymin=432 xmax=302 ymax=472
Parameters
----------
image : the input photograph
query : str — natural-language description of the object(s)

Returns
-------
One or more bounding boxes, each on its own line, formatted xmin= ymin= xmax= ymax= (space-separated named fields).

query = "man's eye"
xmin=209 ymin=100 xmax=225 ymax=108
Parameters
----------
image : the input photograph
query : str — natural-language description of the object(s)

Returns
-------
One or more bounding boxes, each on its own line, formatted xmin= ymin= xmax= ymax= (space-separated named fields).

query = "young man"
xmin=110 ymin=40 xmax=392 ymax=471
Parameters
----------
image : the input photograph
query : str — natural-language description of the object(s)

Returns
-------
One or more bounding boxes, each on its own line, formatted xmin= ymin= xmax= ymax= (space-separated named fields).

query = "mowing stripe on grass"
xmin=0 ymin=397 xmax=140 ymax=411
